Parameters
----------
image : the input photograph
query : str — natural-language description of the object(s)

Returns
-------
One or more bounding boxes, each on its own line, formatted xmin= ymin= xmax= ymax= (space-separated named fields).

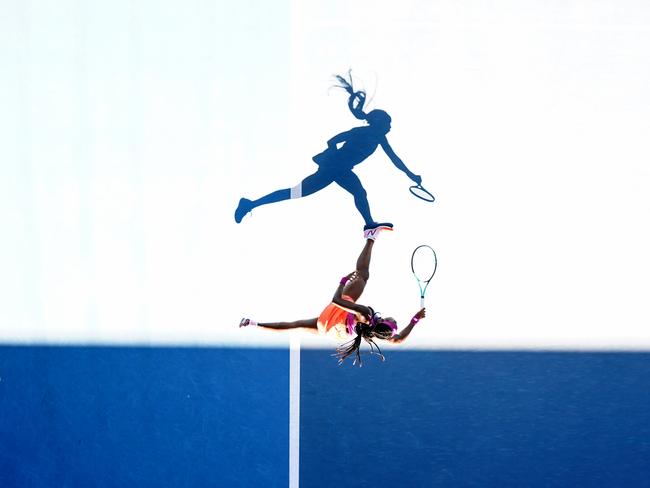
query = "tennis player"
xmin=234 ymin=72 xmax=422 ymax=234
xmin=239 ymin=228 xmax=426 ymax=365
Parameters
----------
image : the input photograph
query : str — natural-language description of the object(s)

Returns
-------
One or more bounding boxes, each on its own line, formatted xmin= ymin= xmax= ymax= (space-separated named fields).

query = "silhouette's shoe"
xmin=234 ymin=198 xmax=253 ymax=223
xmin=363 ymin=221 xmax=393 ymax=231
xmin=363 ymin=225 xmax=393 ymax=240
xmin=239 ymin=318 xmax=250 ymax=328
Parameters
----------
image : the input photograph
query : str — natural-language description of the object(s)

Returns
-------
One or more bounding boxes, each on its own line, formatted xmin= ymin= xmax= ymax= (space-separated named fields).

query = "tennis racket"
xmin=409 ymin=184 xmax=435 ymax=202
xmin=411 ymin=245 xmax=437 ymax=308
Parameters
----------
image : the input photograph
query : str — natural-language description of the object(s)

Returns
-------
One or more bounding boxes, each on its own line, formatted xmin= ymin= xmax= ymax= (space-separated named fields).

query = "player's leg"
xmin=239 ymin=317 xmax=318 ymax=332
xmin=342 ymin=239 xmax=374 ymax=301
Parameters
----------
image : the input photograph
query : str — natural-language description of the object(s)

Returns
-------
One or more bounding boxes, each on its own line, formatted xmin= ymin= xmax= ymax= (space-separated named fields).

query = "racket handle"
xmin=420 ymin=297 xmax=425 ymax=308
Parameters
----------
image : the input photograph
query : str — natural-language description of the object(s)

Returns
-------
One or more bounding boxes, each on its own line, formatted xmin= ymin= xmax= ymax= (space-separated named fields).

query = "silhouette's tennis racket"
xmin=409 ymin=184 xmax=435 ymax=202
xmin=411 ymin=245 xmax=437 ymax=308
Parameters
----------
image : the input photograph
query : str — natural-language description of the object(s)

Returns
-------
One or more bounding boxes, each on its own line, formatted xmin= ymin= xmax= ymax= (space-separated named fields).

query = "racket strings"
xmin=412 ymin=245 xmax=437 ymax=309
xmin=412 ymin=247 xmax=437 ymax=282
xmin=409 ymin=185 xmax=435 ymax=202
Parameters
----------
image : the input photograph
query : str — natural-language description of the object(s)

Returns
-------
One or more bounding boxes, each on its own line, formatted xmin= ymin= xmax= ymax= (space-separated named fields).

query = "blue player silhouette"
xmin=234 ymin=72 xmax=422 ymax=234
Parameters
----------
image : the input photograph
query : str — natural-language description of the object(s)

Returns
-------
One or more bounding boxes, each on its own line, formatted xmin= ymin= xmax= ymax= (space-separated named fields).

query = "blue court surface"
xmin=2 ymin=346 xmax=650 ymax=487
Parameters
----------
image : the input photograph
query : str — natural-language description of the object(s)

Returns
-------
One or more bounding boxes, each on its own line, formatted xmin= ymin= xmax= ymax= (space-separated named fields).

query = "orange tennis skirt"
xmin=317 ymin=295 xmax=359 ymax=342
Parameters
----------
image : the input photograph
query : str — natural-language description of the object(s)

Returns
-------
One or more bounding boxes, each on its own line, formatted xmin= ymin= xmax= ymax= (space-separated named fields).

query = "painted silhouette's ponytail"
xmin=334 ymin=71 xmax=392 ymax=128
xmin=334 ymin=71 xmax=368 ymax=120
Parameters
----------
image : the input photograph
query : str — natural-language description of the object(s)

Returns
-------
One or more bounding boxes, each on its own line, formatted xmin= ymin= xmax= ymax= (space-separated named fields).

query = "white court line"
xmin=289 ymin=336 xmax=300 ymax=488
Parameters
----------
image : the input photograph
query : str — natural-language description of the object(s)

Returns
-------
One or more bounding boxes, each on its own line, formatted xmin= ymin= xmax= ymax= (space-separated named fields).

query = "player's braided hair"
xmin=333 ymin=308 xmax=395 ymax=366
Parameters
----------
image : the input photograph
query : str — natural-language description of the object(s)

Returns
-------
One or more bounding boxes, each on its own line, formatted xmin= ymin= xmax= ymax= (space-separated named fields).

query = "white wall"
xmin=1 ymin=0 xmax=649 ymax=348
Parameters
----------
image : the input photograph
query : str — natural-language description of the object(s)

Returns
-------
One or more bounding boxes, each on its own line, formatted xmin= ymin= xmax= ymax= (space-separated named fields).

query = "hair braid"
xmin=333 ymin=309 xmax=395 ymax=366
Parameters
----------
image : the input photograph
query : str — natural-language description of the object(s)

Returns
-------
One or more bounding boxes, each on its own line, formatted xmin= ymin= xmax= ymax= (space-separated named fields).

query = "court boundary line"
xmin=290 ymin=336 xmax=300 ymax=488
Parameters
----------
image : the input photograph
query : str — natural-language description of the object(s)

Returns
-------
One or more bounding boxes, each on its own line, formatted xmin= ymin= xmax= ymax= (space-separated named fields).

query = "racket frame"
xmin=411 ymin=244 xmax=437 ymax=308
xmin=409 ymin=184 xmax=435 ymax=202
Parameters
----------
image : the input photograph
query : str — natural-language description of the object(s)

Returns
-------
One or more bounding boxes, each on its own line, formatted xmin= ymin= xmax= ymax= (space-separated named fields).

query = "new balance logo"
xmin=363 ymin=226 xmax=393 ymax=240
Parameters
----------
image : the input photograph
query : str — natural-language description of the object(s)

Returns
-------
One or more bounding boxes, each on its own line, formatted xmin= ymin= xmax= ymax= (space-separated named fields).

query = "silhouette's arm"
xmin=380 ymin=138 xmax=422 ymax=184
xmin=388 ymin=308 xmax=426 ymax=344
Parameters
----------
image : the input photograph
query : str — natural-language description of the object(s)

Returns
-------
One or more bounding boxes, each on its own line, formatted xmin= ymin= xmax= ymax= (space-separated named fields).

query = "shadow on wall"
xmin=234 ymin=72 xmax=424 ymax=231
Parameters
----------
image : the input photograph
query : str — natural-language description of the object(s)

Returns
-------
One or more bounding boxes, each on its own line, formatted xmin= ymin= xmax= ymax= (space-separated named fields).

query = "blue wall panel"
xmin=300 ymin=350 xmax=650 ymax=488
xmin=0 ymin=346 xmax=289 ymax=488
xmin=4 ymin=347 xmax=650 ymax=487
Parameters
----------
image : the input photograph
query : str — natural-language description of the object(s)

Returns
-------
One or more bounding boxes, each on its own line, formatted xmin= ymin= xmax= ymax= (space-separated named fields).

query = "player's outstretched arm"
xmin=380 ymin=138 xmax=421 ymax=185
xmin=389 ymin=308 xmax=426 ymax=343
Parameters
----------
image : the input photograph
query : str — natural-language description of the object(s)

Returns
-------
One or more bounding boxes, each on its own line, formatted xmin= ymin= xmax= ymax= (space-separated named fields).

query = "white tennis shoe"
xmin=363 ymin=226 xmax=393 ymax=240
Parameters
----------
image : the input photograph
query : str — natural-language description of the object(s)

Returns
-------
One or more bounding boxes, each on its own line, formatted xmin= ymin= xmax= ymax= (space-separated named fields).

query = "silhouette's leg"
xmin=251 ymin=188 xmax=290 ymax=207
xmin=235 ymin=169 xmax=335 ymax=222
xmin=253 ymin=170 xmax=333 ymax=207
xmin=335 ymin=172 xmax=374 ymax=226
xmin=297 ymin=170 xmax=335 ymax=197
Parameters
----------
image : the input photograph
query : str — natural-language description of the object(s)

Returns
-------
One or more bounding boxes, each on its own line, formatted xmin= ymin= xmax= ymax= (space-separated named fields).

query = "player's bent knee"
xmin=357 ymin=270 xmax=370 ymax=281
